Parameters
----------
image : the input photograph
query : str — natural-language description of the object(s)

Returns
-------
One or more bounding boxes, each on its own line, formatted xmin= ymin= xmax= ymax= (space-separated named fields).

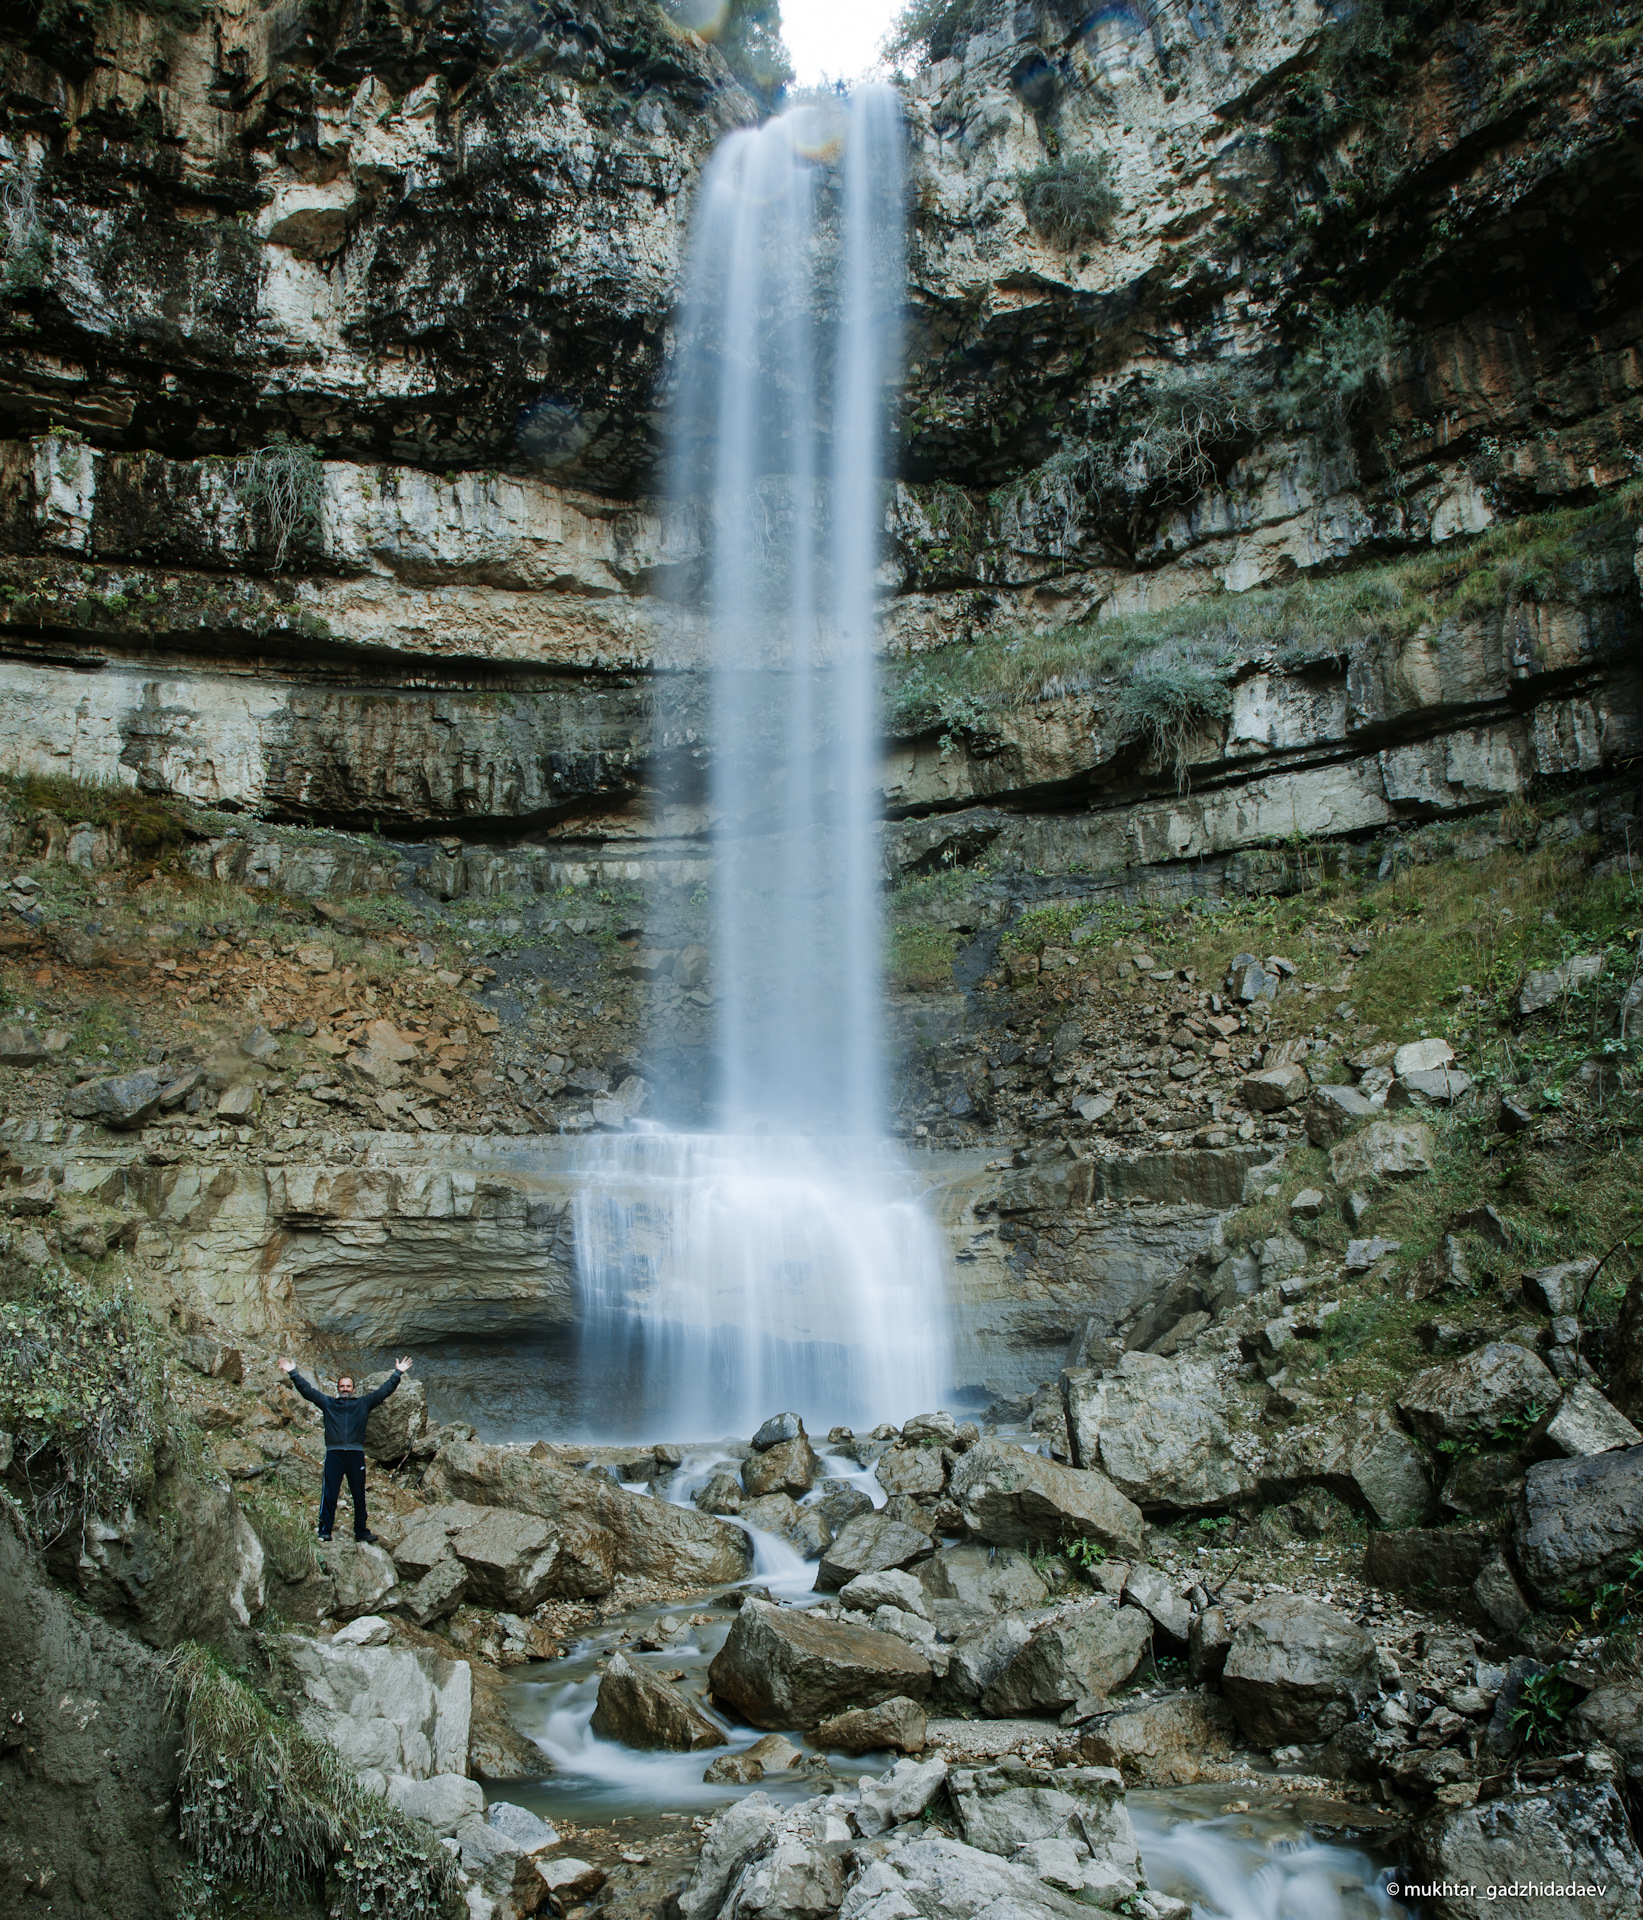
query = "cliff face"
xmin=0 ymin=0 xmax=1637 ymax=889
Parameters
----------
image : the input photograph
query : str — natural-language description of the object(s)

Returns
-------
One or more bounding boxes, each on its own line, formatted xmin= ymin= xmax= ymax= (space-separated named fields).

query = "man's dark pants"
xmin=319 ymin=1449 xmax=369 ymax=1539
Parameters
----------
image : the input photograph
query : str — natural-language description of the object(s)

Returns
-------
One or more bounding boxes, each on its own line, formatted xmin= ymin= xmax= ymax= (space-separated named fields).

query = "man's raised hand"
xmin=278 ymin=1358 xmax=296 ymax=1374
xmin=395 ymin=1356 xmax=413 ymax=1373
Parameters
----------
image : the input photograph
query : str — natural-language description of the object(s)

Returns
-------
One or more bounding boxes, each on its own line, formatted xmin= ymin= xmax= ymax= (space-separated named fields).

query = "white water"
xmin=1132 ymin=1797 xmax=1406 ymax=1920
xmin=572 ymin=88 xmax=950 ymax=1438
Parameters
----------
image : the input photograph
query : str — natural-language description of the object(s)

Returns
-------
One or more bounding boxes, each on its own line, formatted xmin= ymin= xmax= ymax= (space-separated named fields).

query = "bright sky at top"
xmin=781 ymin=0 xmax=900 ymax=86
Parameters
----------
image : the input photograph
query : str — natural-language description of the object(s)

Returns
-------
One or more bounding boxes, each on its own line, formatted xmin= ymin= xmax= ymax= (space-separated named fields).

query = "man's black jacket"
xmin=290 ymin=1369 xmax=400 ymax=1451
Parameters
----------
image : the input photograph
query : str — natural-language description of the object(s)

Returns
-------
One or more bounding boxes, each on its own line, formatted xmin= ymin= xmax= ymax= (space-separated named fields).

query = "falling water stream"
xmin=569 ymin=86 xmax=949 ymax=1439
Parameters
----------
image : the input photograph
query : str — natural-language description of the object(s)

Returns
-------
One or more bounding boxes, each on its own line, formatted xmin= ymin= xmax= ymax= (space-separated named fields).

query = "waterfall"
xmin=569 ymin=88 xmax=950 ymax=1440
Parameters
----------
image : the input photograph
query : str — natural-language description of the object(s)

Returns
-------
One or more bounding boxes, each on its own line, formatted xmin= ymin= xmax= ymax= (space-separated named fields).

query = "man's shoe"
xmin=355 ymin=1530 xmax=379 ymax=1545
xmin=317 ymin=1532 xmax=333 ymax=1543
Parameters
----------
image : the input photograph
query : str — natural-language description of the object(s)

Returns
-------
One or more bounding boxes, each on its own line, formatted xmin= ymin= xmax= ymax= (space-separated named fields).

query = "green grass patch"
xmin=886 ymin=482 xmax=1643 ymax=734
xmin=889 ymin=924 xmax=960 ymax=990
xmin=1 ymin=770 xmax=190 ymax=867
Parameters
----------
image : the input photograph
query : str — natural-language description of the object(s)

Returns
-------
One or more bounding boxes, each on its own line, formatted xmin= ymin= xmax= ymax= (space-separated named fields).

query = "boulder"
xmin=399 ymin=1558 xmax=468 ymax=1627
xmin=1328 ymin=1121 xmax=1435 ymax=1186
xmin=917 ymin=1544 xmax=1047 ymax=1614
xmin=1392 ymin=1038 xmax=1455 ymax=1076
xmin=1570 ymin=1685 xmax=1643 ymax=1786
xmin=1472 ymin=1549 xmax=1533 ymax=1633
xmin=877 ymin=1445 xmax=948 ymax=1498
xmin=591 ymin=1650 xmax=726 ymax=1751
xmin=328 ymin=1542 xmax=400 ymax=1620
xmin=949 ymin=1440 xmax=1143 ymax=1558
xmin=1441 ymin=1451 xmax=1526 ymax=1518
xmin=902 ymin=1413 xmax=960 ymax=1444
xmin=1345 ymin=1235 xmax=1401 ymax=1270
xmin=286 ymin=1632 xmax=470 ymax=1779
xmin=743 ymin=1432 xmax=820 ymax=1499
xmin=1241 ymin=1065 xmax=1308 ymax=1112
xmin=450 ymin=1509 xmax=562 ymax=1611
xmin=1079 ymin=1691 xmax=1238 ymax=1786
xmin=1064 ymin=1354 xmax=1255 ymax=1512
xmin=1305 ymin=1084 xmax=1376 ymax=1147
xmin=1522 ymin=1259 xmax=1597 ymax=1316
xmin=453 ymin=1816 xmax=553 ymax=1914
xmin=1121 ymin=1566 xmax=1190 ymax=1647
xmin=1219 ymin=1597 xmax=1378 ymax=1746
xmin=487 ymin=1801 xmax=561 ymax=1853
xmin=1389 ymin=1068 xmax=1472 ymax=1108
xmin=942 ymin=1615 xmax=1038 ymax=1708
xmin=840 ymin=1568 xmax=929 ymax=1617
xmin=1260 ymin=1408 xmax=1433 ymax=1528
xmin=1409 ymin=1782 xmax=1641 ymax=1920
xmin=425 ymin=1438 xmax=752 ymax=1589
xmin=814 ymin=1696 xmax=928 ymax=1755
xmin=1229 ymin=956 xmax=1276 ymax=1003
xmin=836 ymin=1829 xmax=1119 ymax=1920
xmin=813 ymin=1480 xmax=874 ymax=1533
xmin=1514 ymin=1445 xmax=1643 ymax=1601
xmin=752 ymin=1413 xmax=802 ymax=1450
xmin=1537 ymin=1381 xmax=1642 ymax=1457
xmin=384 ymin=1772 xmax=483 ymax=1835
xmin=1188 ymin=1607 xmax=1231 ymax=1683
xmin=947 ymin=1762 xmax=1138 ymax=1880
xmin=708 ymin=1598 xmax=932 ymax=1729
xmin=979 ymin=1605 xmax=1152 ymax=1718
xmin=64 ymin=1068 xmax=167 ymax=1130
xmin=815 ymin=1511 xmax=936 ymax=1591
xmin=1518 ymin=954 xmax=1605 ymax=1017
xmin=1397 ymin=1343 xmax=1561 ymax=1443
xmin=676 ymin=1794 xmax=785 ymax=1920
xmin=1363 ymin=1530 xmax=1488 ymax=1592
xmin=695 ymin=1471 xmax=744 ymax=1515
xmin=853 ymin=1755 xmax=951 ymax=1835
xmin=536 ymin=1858 xmax=608 ymax=1907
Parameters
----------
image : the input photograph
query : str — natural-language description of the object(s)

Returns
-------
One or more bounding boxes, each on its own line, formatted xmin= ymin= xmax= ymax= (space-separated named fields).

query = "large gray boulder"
xmin=64 ymin=1068 xmax=167 ymax=1130
xmin=285 ymin=1631 xmax=470 ymax=1779
xmin=1305 ymin=1083 xmax=1376 ymax=1147
xmin=815 ymin=1511 xmax=935 ymax=1591
xmin=1397 ymin=1343 xmax=1561 ymax=1444
xmin=743 ymin=1430 xmax=820 ymax=1498
xmin=426 ymin=1438 xmax=752 ymax=1589
xmin=877 ymin=1445 xmax=948 ymax=1498
xmin=1079 ymin=1692 xmax=1239 ymax=1786
xmin=1329 ymin=1120 xmax=1435 ymax=1185
xmin=1410 ymin=1782 xmax=1642 ymax=1920
xmin=979 ymin=1605 xmax=1152 ymax=1718
xmin=918 ymin=1544 xmax=1048 ymax=1614
xmin=590 ymin=1651 xmax=726 ymax=1751
xmin=814 ymin=1696 xmax=928 ymax=1755
xmin=1260 ymin=1409 xmax=1433 ymax=1528
xmin=1219 ymin=1597 xmax=1378 ymax=1746
xmin=949 ymin=1441 xmax=1143 ymax=1557
xmin=1513 ymin=1445 xmax=1643 ymax=1601
xmin=449 ymin=1509 xmax=562 ymax=1611
xmin=837 ymin=1830 xmax=1112 ymax=1920
xmin=1065 ymin=1354 xmax=1255 ymax=1511
xmin=941 ymin=1615 xmax=1038 ymax=1707
xmin=708 ymin=1598 xmax=932 ymax=1729
xmin=948 ymin=1763 xmax=1137 ymax=1872
xmin=1538 ymin=1382 xmax=1642 ymax=1458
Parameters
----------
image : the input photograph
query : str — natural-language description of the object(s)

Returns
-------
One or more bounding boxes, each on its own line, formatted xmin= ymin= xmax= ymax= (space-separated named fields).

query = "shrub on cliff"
xmin=1018 ymin=155 xmax=1120 ymax=249
xmin=1117 ymin=661 xmax=1232 ymax=793
xmin=0 ymin=1264 xmax=162 ymax=1545
xmin=885 ymin=0 xmax=1006 ymax=63
xmin=170 ymin=1644 xmax=461 ymax=1920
